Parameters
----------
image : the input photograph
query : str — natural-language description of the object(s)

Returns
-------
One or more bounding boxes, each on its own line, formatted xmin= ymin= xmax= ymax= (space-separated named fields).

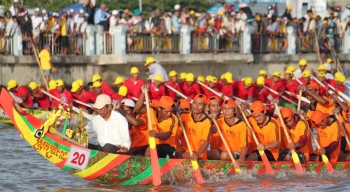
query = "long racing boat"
xmin=0 ymin=87 xmax=349 ymax=185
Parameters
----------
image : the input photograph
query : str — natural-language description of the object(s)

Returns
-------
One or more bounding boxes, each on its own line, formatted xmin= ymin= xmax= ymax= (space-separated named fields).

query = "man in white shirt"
xmin=31 ymin=8 xmax=43 ymax=44
xmin=86 ymin=94 xmax=131 ymax=154
xmin=109 ymin=10 xmax=119 ymax=29
xmin=9 ymin=0 xmax=19 ymax=17
xmin=141 ymin=56 xmax=169 ymax=82
xmin=74 ymin=9 xmax=85 ymax=35
xmin=293 ymin=59 xmax=308 ymax=79
xmin=163 ymin=11 xmax=172 ymax=35
xmin=5 ymin=16 xmax=18 ymax=38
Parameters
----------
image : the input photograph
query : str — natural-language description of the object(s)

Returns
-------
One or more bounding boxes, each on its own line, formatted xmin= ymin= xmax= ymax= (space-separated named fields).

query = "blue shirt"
xmin=342 ymin=67 xmax=349 ymax=77
xmin=172 ymin=16 xmax=181 ymax=33
xmin=94 ymin=9 xmax=110 ymax=24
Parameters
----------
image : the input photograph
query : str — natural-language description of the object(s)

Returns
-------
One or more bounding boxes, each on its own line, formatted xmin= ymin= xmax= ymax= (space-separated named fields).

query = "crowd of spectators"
xmin=0 ymin=0 xmax=350 ymax=56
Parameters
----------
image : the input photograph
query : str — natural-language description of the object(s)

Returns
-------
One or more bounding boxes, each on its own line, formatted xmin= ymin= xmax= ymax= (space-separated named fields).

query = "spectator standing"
xmin=39 ymin=16 xmax=49 ymax=34
xmin=172 ymin=10 xmax=181 ymax=34
xmin=38 ymin=44 xmax=56 ymax=83
xmin=9 ymin=0 xmax=19 ymax=17
xmin=282 ymin=6 xmax=292 ymax=22
xmin=5 ymin=16 xmax=18 ymax=39
xmin=109 ymin=10 xmax=119 ymax=28
xmin=59 ymin=12 xmax=68 ymax=56
xmin=31 ymin=8 xmax=43 ymax=45
xmin=74 ymin=9 xmax=85 ymax=36
xmin=4 ymin=11 xmax=12 ymax=26
xmin=94 ymin=4 xmax=110 ymax=31
xmin=84 ymin=0 xmax=96 ymax=24
xmin=66 ymin=9 xmax=75 ymax=37
xmin=17 ymin=8 xmax=30 ymax=39
xmin=163 ymin=11 xmax=172 ymax=35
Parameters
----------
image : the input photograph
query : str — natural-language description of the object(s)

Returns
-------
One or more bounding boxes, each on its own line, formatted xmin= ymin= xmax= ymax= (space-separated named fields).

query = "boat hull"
xmin=0 ymin=88 xmax=349 ymax=185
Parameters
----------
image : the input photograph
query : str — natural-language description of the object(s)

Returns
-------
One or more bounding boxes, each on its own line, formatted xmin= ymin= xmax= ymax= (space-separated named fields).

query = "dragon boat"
xmin=1 ymin=87 xmax=350 ymax=186
xmin=0 ymin=107 xmax=50 ymax=125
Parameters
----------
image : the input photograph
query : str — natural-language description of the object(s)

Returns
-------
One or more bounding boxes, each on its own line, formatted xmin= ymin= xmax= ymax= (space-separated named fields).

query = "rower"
xmin=278 ymin=107 xmax=312 ymax=162
xmin=178 ymin=72 xmax=187 ymax=89
xmin=76 ymin=79 xmax=84 ymax=87
xmin=206 ymin=95 xmax=223 ymax=156
xmin=166 ymin=70 xmax=182 ymax=101
xmin=71 ymin=81 xmax=96 ymax=110
xmin=243 ymin=101 xmax=281 ymax=162
xmin=258 ymin=70 xmax=270 ymax=86
xmin=299 ymin=81 xmax=334 ymax=117
xmin=116 ymin=85 xmax=132 ymax=101
xmin=310 ymin=110 xmax=340 ymax=163
xmin=203 ymin=76 xmax=219 ymax=98
xmin=86 ymin=94 xmax=130 ymax=154
xmin=254 ymin=77 xmax=274 ymax=116
xmin=220 ymin=72 xmax=234 ymax=98
xmin=113 ymin=77 xmax=124 ymax=89
xmin=28 ymin=81 xmax=50 ymax=110
xmin=91 ymin=74 xmax=114 ymax=97
xmin=136 ymin=87 xmax=178 ymax=158
xmin=233 ymin=77 xmax=256 ymax=103
xmin=7 ymin=80 xmax=33 ymax=108
xmin=280 ymin=69 xmax=298 ymax=110
xmin=141 ymin=56 xmax=169 ymax=82
xmin=293 ymin=59 xmax=308 ymax=79
xmin=48 ymin=79 xmax=57 ymax=93
xmin=298 ymin=70 xmax=312 ymax=85
xmin=207 ymin=99 xmax=248 ymax=166
xmin=269 ymin=71 xmax=285 ymax=99
xmin=327 ymin=73 xmax=346 ymax=94
xmin=216 ymin=73 xmax=225 ymax=92
xmin=313 ymin=64 xmax=334 ymax=79
xmin=87 ymin=82 xmax=94 ymax=93
xmin=180 ymin=73 xmax=201 ymax=99
xmin=317 ymin=72 xmax=328 ymax=96
xmin=116 ymin=99 xmax=148 ymax=156
xmin=51 ymin=79 xmax=73 ymax=110
xmin=177 ymin=94 xmax=211 ymax=160
xmin=148 ymin=74 xmax=165 ymax=100
xmin=123 ymin=67 xmax=145 ymax=98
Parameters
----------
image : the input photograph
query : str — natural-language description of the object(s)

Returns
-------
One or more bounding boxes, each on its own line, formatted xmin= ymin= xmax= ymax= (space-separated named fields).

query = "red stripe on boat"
xmin=139 ymin=159 xmax=184 ymax=185
xmin=84 ymin=155 xmax=131 ymax=180
xmin=55 ymin=159 xmax=68 ymax=168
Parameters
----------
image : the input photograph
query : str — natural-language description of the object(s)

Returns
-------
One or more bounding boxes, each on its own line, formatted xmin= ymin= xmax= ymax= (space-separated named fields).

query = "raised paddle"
xmin=73 ymin=99 xmax=92 ymax=108
xmin=176 ymin=112 xmax=205 ymax=184
xmin=237 ymin=105 xmax=274 ymax=174
xmin=310 ymin=75 xmax=344 ymax=101
xmin=334 ymin=115 xmax=350 ymax=149
xmin=274 ymin=103 xmax=305 ymax=172
xmin=212 ymin=118 xmax=242 ymax=173
xmin=297 ymin=90 xmax=303 ymax=112
xmin=165 ymin=84 xmax=189 ymax=100
xmin=299 ymin=115 xmax=334 ymax=172
xmin=284 ymin=90 xmax=310 ymax=104
xmin=263 ymin=86 xmax=297 ymax=105
xmin=41 ymin=89 xmax=93 ymax=120
xmin=143 ymin=88 xmax=162 ymax=186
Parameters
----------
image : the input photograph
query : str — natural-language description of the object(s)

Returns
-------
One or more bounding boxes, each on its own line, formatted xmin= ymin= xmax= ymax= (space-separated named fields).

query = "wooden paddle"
xmin=143 ymin=88 xmax=162 ymax=186
xmin=263 ymin=86 xmax=297 ymax=105
xmin=41 ymin=89 xmax=93 ymax=120
xmin=176 ymin=112 xmax=205 ymax=184
xmin=299 ymin=114 xmax=334 ymax=172
xmin=73 ymin=99 xmax=92 ymax=108
xmin=335 ymin=115 xmax=350 ymax=149
xmin=237 ymin=105 xmax=274 ymax=174
xmin=32 ymin=40 xmax=50 ymax=91
xmin=297 ymin=90 xmax=302 ymax=112
xmin=274 ymin=103 xmax=305 ymax=172
xmin=212 ymin=118 xmax=242 ymax=173
xmin=165 ymin=84 xmax=189 ymax=100
xmin=284 ymin=90 xmax=310 ymax=104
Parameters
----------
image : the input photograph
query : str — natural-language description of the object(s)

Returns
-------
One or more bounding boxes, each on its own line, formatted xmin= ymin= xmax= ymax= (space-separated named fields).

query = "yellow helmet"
xmin=28 ymin=82 xmax=39 ymax=90
xmin=272 ymin=71 xmax=282 ymax=78
xmin=49 ymin=80 xmax=56 ymax=90
xmin=114 ymin=77 xmax=124 ymax=85
xmin=154 ymin=74 xmax=163 ymax=82
xmin=197 ymin=76 xmax=205 ymax=83
xmin=317 ymin=64 xmax=327 ymax=71
xmin=130 ymin=67 xmax=139 ymax=74
xmin=286 ymin=65 xmax=296 ymax=72
xmin=256 ymin=76 xmax=265 ymax=85
xmin=205 ymin=75 xmax=212 ymax=82
xmin=209 ymin=76 xmax=218 ymax=83
xmin=118 ymin=85 xmax=128 ymax=97
xmin=302 ymin=70 xmax=311 ymax=77
xmin=56 ymin=79 xmax=64 ymax=87
xmin=92 ymin=81 xmax=101 ymax=88
xmin=318 ymin=72 xmax=326 ymax=77
xmin=284 ymin=69 xmax=294 ymax=75
xmin=327 ymin=58 xmax=333 ymax=63
xmin=299 ymin=59 xmax=307 ymax=66
xmin=7 ymin=80 xmax=18 ymax=90
xmin=223 ymin=72 xmax=233 ymax=83
xmin=186 ymin=73 xmax=195 ymax=82
xmin=179 ymin=72 xmax=187 ymax=79
xmin=76 ymin=79 xmax=84 ymax=87
xmin=92 ymin=74 xmax=102 ymax=82
xmin=145 ymin=57 xmax=156 ymax=66
xmin=169 ymin=70 xmax=177 ymax=77
xmin=244 ymin=77 xmax=253 ymax=87
xmin=71 ymin=81 xmax=81 ymax=92
xmin=335 ymin=72 xmax=344 ymax=79
xmin=258 ymin=70 xmax=267 ymax=75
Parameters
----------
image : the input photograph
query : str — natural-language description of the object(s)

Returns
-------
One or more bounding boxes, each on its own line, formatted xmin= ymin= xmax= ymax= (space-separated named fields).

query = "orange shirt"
xmin=209 ymin=114 xmax=223 ymax=150
xmin=278 ymin=116 xmax=313 ymax=160
xmin=217 ymin=117 xmax=248 ymax=152
xmin=315 ymin=118 xmax=340 ymax=163
xmin=248 ymin=116 xmax=281 ymax=160
xmin=341 ymin=111 xmax=350 ymax=151
xmin=180 ymin=113 xmax=211 ymax=159
xmin=129 ymin=113 xmax=148 ymax=148
xmin=306 ymin=97 xmax=334 ymax=119
xmin=150 ymin=108 xmax=178 ymax=148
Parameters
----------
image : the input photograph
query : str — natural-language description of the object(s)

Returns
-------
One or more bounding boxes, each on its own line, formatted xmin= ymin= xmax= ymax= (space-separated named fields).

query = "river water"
xmin=1 ymin=123 xmax=350 ymax=192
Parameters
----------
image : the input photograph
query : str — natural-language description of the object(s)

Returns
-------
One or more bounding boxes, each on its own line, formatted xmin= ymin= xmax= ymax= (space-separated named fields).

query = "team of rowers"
xmin=5 ymin=58 xmax=350 ymax=166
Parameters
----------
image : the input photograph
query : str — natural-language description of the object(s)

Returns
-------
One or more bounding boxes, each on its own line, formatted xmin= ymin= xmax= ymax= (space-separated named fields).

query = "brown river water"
xmin=1 ymin=124 xmax=350 ymax=192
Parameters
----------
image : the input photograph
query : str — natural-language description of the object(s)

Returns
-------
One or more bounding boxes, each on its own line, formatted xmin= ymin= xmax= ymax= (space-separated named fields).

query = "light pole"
xmin=139 ymin=0 xmax=142 ymax=11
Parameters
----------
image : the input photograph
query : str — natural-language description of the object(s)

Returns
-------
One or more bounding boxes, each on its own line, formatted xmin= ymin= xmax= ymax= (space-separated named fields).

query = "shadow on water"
xmin=1 ymin=125 xmax=350 ymax=192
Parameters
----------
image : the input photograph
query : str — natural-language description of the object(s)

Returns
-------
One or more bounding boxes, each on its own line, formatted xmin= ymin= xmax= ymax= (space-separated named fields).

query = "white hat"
xmin=35 ymin=8 xmax=40 ymax=12
xmin=84 ymin=13 xmax=89 ymax=17
xmin=79 ymin=9 xmax=84 ymax=14
xmin=13 ymin=0 xmax=19 ymax=3
xmin=121 ymin=99 xmax=135 ymax=108
xmin=112 ymin=10 xmax=119 ymax=15
xmin=93 ymin=94 xmax=112 ymax=109
xmin=53 ymin=12 xmax=59 ymax=17
xmin=174 ymin=4 xmax=180 ymax=10
xmin=70 ymin=9 xmax=74 ymax=13
xmin=43 ymin=16 xmax=48 ymax=21
xmin=42 ymin=9 xmax=47 ymax=14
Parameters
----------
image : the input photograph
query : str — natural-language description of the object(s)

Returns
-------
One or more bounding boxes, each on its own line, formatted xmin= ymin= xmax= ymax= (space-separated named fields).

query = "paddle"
xmin=263 ymin=86 xmax=297 ymax=105
xmin=299 ymin=114 xmax=334 ymax=172
xmin=211 ymin=118 xmax=242 ymax=173
xmin=237 ymin=105 xmax=274 ymax=174
xmin=73 ymin=99 xmax=92 ymax=108
xmin=334 ymin=115 xmax=350 ymax=150
xmin=284 ymin=90 xmax=310 ymax=104
xmin=143 ymin=88 xmax=162 ymax=186
xmin=165 ymin=84 xmax=189 ymax=100
xmin=274 ymin=103 xmax=305 ymax=172
xmin=41 ymin=89 xmax=93 ymax=120
xmin=176 ymin=112 xmax=205 ymax=184
xmin=297 ymin=90 xmax=303 ymax=112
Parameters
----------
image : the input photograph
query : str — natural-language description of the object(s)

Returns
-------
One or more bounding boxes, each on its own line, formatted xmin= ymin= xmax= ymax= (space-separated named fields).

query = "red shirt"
xmin=265 ymin=78 xmax=272 ymax=87
xmin=13 ymin=86 xmax=33 ymax=107
xmin=111 ymin=93 xmax=122 ymax=102
xmin=72 ymin=90 xmax=96 ymax=109
xmin=101 ymin=82 xmax=114 ymax=97
xmin=51 ymin=89 xmax=73 ymax=107
xmin=123 ymin=78 xmax=145 ymax=98
xmin=202 ymin=85 xmax=218 ymax=98
xmin=33 ymin=88 xmax=50 ymax=108
xmin=166 ymin=80 xmax=182 ymax=100
xmin=233 ymin=81 xmax=256 ymax=100
xmin=283 ymin=79 xmax=299 ymax=102
xmin=327 ymin=79 xmax=345 ymax=93
xmin=149 ymin=82 xmax=165 ymax=100
xmin=269 ymin=80 xmax=285 ymax=98
xmin=221 ymin=83 xmax=233 ymax=98
xmin=216 ymin=80 xmax=224 ymax=92
xmin=180 ymin=82 xmax=201 ymax=99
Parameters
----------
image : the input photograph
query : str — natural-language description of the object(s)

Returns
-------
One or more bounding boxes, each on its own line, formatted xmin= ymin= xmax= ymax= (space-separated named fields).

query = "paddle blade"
xmin=191 ymin=160 xmax=204 ymax=184
xmin=258 ymin=150 xmax=274 ymax=174
xmin=321 ymin=154 xmax=334 ymax=172
xmin=291 ymin=150 xmax=305 ymax=172
xmin=148 ymin=137 xmax=162 ymax=186
xmin=235 ymin=168 xmax=242 ymax=173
